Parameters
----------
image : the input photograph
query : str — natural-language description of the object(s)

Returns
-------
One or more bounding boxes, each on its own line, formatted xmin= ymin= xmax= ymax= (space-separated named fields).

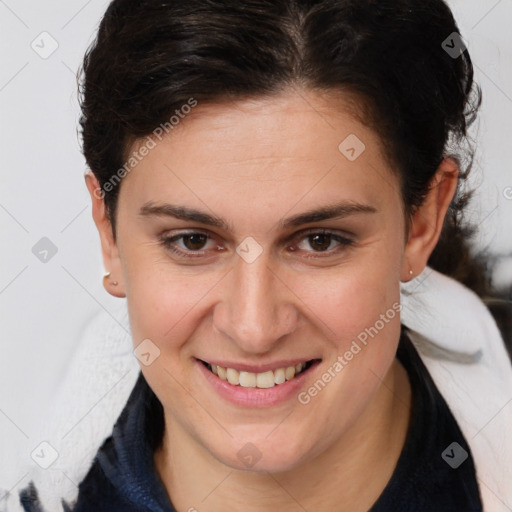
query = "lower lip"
xmin=196 ymin=359 xmax=319 ymax=408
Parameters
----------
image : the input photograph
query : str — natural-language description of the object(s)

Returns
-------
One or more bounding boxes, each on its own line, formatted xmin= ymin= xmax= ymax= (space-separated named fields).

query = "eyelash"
xmin=159 ymin=229 xmax=355 ymax=260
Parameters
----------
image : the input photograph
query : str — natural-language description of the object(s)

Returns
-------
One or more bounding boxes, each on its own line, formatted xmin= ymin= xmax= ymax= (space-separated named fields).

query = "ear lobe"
xmin=401 ymin=157 xmax=459 ymax=282
xmin=84 ymin=172 xmax=126 ymax=298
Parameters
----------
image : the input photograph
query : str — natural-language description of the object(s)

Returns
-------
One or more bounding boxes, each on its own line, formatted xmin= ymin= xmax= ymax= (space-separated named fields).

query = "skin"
xmin=86 ymin=89 xmax=458 ymax=511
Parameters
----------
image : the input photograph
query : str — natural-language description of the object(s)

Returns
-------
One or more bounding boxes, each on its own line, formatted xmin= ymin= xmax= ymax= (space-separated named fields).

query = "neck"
xmin=154 ymin=358 xmax=411 ymax=512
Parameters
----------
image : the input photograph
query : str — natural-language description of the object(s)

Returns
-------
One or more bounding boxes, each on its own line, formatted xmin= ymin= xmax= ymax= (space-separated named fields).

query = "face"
xmin=89 ymin=89 xmax=453 ymax=473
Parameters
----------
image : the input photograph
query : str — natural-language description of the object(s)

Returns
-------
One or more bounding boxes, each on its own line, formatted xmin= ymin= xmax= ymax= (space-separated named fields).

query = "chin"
xmin=210 ymin=433 xmax=315 ymax=474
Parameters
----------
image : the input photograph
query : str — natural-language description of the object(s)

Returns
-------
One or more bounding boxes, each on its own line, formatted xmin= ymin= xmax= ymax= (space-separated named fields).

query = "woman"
xmin=19 ymin=0 xmax=512 ymax=510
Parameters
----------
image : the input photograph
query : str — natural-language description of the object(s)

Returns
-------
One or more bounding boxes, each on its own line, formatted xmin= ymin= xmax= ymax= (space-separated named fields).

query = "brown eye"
xmin=160 ymin=231 xmax=217 ymax=257
xmin=182 ymin=233 xmax=208 ymax=251
xmin=292 ymin=229 xmax=354 ymax=257
xmin=308 ymin=233 xmax=332 ymax=251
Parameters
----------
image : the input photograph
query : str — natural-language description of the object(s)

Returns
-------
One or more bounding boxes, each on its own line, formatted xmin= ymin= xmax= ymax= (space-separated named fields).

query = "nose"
xmin=212 ymin=252 xmax=299 ymax=354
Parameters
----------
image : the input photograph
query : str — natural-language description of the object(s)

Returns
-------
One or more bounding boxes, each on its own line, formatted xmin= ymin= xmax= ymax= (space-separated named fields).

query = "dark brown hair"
xmin=78 ymin=0 xmax=489 ymax=295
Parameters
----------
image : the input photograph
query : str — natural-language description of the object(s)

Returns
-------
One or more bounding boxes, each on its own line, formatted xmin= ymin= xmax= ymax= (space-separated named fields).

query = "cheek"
xmin=123 ymin=267 xmax=224 ymax=419
xmin=297 ymin=250 xmax=402 ymax=345
xmin=124 ymin=265 xmax=222 ymax=350
xmin=292 ymin=245 xmax=403 ymax=420
xmin=291 ymin=266 xmax=402 ymax=445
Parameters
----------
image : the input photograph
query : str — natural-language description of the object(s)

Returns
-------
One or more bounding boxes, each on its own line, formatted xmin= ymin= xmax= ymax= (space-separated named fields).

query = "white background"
xmin=0 ymin=0 xmax=511 ymax=492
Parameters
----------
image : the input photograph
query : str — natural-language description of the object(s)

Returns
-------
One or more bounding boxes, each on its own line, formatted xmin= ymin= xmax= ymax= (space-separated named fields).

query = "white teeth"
xmin=239 ymin=371 xmax=256 ymax=388
xmin=226 ymin=368 xmax=240 ymax=385
xmin=274 ymin=368 xmax=286 ymax=385
xmin=217 ymin=366 xmax=227 ymax=381
xmin=256 ymin=371 xmax=275 ymax=389
xmin=208 ymin=362 xmax=309 ymax=388
xmin=285 ymin=366 xmax=296 ymax=380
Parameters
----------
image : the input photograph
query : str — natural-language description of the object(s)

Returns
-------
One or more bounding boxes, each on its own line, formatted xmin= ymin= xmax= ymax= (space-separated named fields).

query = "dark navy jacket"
xmin=20 ymin=333 xmax=483 ymax=511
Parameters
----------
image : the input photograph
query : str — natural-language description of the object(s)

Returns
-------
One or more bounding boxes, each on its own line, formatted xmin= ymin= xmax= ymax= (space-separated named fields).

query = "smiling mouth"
xmin=200 ymin=360 xmax=320 ymax=389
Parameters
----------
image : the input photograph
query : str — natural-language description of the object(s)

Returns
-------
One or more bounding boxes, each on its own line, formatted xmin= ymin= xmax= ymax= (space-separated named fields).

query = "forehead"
xmin=149 ymin=90 xmax=381 ymax=161
xmin=121 ymin=90 xmax=400 ymax=221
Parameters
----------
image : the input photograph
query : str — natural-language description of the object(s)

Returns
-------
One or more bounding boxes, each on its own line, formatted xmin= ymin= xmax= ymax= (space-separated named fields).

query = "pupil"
xmin=310 ymin=234 xmax=331 ymax=251
xmin=184 ymin=234 xmax=207 ymax=250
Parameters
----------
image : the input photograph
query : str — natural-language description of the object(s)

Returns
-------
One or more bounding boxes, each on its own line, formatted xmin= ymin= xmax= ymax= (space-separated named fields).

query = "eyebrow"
xmin=139 ymin=201 xmax=377 ymax=230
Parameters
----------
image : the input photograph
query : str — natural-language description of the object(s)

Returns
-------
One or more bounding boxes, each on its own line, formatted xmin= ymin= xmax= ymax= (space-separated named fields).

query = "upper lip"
xmin=198 ymin=358 xmax=319 ymax=373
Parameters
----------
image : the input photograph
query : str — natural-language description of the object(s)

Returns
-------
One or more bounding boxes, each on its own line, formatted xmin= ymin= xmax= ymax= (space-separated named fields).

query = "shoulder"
xmin=401 ymin=268 xmax=512 ymax=510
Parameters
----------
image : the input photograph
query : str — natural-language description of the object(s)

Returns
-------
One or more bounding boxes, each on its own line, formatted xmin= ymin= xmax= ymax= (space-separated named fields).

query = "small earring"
xmin=103 ymin=272 xmax=118 ymax=286
xmin=409 ymin=269 xmax=414 ymax=277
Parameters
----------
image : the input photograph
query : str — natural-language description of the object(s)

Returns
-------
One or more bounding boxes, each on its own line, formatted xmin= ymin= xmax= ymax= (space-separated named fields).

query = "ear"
xmin=401 ymin=157 xmax=459 ymax=282
xmin=85 ymin=172 xmax=126 ymax=298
